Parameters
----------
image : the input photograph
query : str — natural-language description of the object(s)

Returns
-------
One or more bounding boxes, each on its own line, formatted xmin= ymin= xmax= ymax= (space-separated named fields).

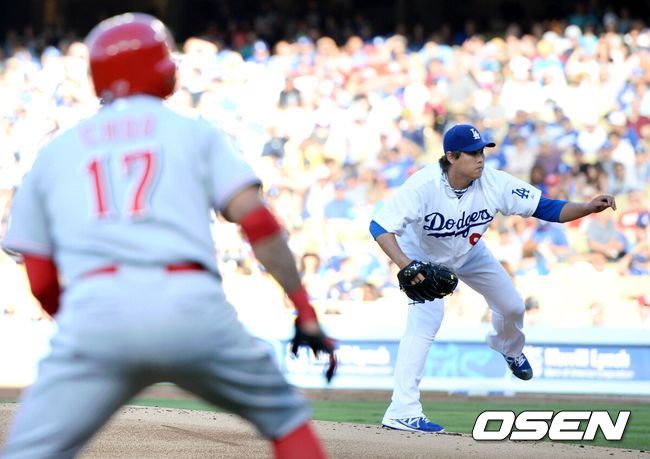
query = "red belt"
xmin=82 ymin=262 xmax=205 ymax=279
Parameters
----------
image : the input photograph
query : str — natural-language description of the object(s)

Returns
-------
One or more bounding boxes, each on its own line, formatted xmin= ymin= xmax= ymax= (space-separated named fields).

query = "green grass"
xmin=129 ymin=397 xmax=650 ymax=451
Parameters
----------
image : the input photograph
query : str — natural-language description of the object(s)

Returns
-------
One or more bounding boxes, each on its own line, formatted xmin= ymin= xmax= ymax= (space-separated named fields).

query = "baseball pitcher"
xmin=370 ymin=124 xmax=616 ymax=432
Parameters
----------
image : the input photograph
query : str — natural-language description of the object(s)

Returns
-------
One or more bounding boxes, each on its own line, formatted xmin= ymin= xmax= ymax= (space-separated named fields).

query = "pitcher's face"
xmin=450 ymin=148 xmax=485 ymax=181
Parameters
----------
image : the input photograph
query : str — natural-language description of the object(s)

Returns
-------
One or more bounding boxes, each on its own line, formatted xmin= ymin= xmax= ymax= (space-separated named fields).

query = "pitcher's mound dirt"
xmin=1 ymin=404 xmax=647 ymax=458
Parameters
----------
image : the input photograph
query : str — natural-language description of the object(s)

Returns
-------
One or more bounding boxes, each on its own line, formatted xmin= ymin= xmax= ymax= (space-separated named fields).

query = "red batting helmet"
xmin=86 ymin=13 xmax=177 ymax=101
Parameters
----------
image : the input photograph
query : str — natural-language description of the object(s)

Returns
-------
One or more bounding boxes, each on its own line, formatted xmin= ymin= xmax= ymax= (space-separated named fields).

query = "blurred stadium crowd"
xmin=0 ymin=9 xmax=649 ymax=330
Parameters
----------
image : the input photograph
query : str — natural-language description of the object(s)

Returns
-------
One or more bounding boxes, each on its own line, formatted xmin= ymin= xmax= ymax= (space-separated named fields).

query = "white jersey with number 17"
xmin=2 ymin=95 xmax=260 ymax=283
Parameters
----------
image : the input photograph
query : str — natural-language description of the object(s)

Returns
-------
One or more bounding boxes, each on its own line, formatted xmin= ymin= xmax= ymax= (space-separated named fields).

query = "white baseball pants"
xmin=384 ymin=242 xmax=525 ymax=420
xmin=2 ymin=265 xmax=310 ymax=459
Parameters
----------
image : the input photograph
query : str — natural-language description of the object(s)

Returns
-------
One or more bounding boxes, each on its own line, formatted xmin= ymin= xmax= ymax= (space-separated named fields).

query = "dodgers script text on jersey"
xmin=373 ymin=162 xmax=541 ymax=270
xmin=423 ymin=209 xmax=494 ymax=238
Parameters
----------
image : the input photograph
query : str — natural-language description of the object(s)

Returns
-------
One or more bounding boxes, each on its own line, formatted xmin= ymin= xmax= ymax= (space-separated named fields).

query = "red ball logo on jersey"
xmin=469 ymin=233 xmax=482 ymax=245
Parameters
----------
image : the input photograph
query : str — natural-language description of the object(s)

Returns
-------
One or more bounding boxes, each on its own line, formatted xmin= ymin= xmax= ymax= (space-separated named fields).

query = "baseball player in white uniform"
xmin=370 ymin=124 xmax=616 ymax=432
xmin=1 ymin=13 xmax=335 ymax=459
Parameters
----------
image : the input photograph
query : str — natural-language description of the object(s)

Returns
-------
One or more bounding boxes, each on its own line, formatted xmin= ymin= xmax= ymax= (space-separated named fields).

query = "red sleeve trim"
xmin=239 ymin=205 xmax=283 ymax=244
xmin=23 ymin=254 xmax=61 ymax=317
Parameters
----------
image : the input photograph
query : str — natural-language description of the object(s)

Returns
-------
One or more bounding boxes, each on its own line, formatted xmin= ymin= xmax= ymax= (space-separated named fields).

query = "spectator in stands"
xmin=399 ymin=115 xmax=426 ymax=150
xmin=533 ymin=136 xmax=563 ymax=176
xmin=278 ymin=76 xmax=302 ymax=108
xmin=326 ymin=257 xmax=359 ymax=301
xmin=575 ymin=162 xmax=608 ymax=195
xmin=379 ymin=145 xmax=416 ymax=189
xmin=261 ymin=126 xmax=289 ymax=160
xmin=339 ymin=167 xmax=367 ymax=207
xmin=508 ymin=110 xmax=536 ymax=139
xmin=543 ymin=174 xmax=563 ymax=199
xmin=491 ymin=227 xmax=524 ymax=271
xmin=618 ymin=190 xmax=650 ymax=234
xmin=618 ymin=222 xmax=650 ymax=276
xmin=303 ymin=167 xmax=334 ymax=221
xmin=576 ymin=117 xmax=608 ymax=164
xmin=597 ymin=141 xmax=616 ymax=179
xmin=516 ymin=240 xmax=549 ymax=276
xmin=531 ymin=220 xmax=572 ymax=262
xmin=503 ymin=135 xmax=536 ymax=180
xmin=529 ymin=164 xmax=549 ymax=196
xmin=586 ymin=211 xmax=627 ymax=261
xmin=445 ymin=62 xmax=477 ymax=117
xmin=478 ymin=86 xmax=508 ymax=136
xmin=360 ymin=280 xmax=382 ymax=301
xmin=609 ymin=130 xmax=638 ymax=177
xmin=299 ymin=252 xmax=330 ymax=301
xmin=324 ymin=181 xmax=355 ymax=220
xmin=608 ymin=161 xmax=639 ymax=195
xmin=636 ymin=148 xmax=650 ymax=185
xmin=554 ymin=117 xmax=579 ymax=152
xmin=608 ymin=111 xmax=641 ymax=153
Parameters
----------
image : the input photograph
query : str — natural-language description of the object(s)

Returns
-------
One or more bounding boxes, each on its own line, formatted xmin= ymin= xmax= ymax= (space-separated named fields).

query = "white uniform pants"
xmin=2 ymin=266 xmax=310 ymax=459
xmin=384 ymin=243 xmax=525 ymax=420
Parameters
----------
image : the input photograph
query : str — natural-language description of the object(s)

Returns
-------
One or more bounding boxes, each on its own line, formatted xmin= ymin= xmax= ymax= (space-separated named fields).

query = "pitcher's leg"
xmin=486 ymin=288 xmax=525 ymax=357
xmin=2 ymin=347 xmax=145 ymax=459
xmin=457 ymin=245 xmax=525 ymax=357
xmin=383 ymin=298 xmax=444 ymax=420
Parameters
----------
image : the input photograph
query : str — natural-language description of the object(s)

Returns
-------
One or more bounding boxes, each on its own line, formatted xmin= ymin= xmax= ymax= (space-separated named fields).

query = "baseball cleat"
xmin=381 ymin=416 xmax=445 ymax=433
xmin=503 ymin=352 xmax=533 ymax=380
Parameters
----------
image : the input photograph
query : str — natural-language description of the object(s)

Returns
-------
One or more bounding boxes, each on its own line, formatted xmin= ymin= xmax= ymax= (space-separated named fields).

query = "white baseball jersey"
xmin=373 ymin=162 xmax=542 ymax=270
xmin=2 ymin=95 xmax=260 ymax=282
xmin=1 ymin=95 xmax=311 ymax=458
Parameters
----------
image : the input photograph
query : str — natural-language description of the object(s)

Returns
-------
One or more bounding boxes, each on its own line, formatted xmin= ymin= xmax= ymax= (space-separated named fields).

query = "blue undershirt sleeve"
xmin=532 ymin=196 xmax=568 ymax=223
xmin=369 ymin=220 xmax=389 ymax=240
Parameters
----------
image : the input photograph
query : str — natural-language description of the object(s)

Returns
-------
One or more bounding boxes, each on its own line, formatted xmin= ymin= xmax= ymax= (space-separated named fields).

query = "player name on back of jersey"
xmin=423 ymin=209 xmax=494 ymax=238
xmin=80 ymin=115 xmax=157 ymax=147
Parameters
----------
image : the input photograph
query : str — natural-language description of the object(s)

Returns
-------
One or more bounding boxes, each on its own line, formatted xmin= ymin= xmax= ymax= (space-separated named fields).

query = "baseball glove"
xmin=397 ymin=260 xmax=458 ymax=303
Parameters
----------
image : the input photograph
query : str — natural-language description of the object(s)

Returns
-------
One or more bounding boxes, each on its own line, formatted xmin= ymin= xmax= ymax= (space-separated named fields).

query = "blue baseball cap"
xmin=443 ymin=124 xmax=496 ymax=152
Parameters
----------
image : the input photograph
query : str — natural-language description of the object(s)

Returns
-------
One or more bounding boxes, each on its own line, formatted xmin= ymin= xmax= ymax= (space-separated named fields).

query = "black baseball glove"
xmin=291 ymin=320 xmax=338 ymax=383
xmin=397 ymin=260 xmax=458 ymax=303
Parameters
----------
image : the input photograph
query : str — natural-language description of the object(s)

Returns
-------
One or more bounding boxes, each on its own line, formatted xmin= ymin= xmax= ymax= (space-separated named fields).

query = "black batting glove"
xmin=291 ymin=320 xmax=338 ymax=383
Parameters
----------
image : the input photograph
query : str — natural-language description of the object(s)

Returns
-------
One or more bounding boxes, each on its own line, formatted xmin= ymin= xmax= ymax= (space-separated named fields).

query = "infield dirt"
xmin=1 ymin=402 xmax=648 ymax=458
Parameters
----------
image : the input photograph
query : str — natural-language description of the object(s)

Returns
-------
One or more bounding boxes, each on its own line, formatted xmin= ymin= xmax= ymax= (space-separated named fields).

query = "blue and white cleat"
xmin=382 ymin=416 xmax=445 ymax=433
xmin=503 ymin=352 xmax=533 ymax=380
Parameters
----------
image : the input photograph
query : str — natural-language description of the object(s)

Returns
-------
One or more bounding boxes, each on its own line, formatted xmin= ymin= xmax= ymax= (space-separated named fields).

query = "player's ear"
xmin=445 ymin=151 xmax=457 ymax=164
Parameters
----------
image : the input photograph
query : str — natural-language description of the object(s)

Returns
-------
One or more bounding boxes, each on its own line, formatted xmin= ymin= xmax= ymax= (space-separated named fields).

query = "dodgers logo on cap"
xmin=443 ymin=124 xmax=496 ymax=152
